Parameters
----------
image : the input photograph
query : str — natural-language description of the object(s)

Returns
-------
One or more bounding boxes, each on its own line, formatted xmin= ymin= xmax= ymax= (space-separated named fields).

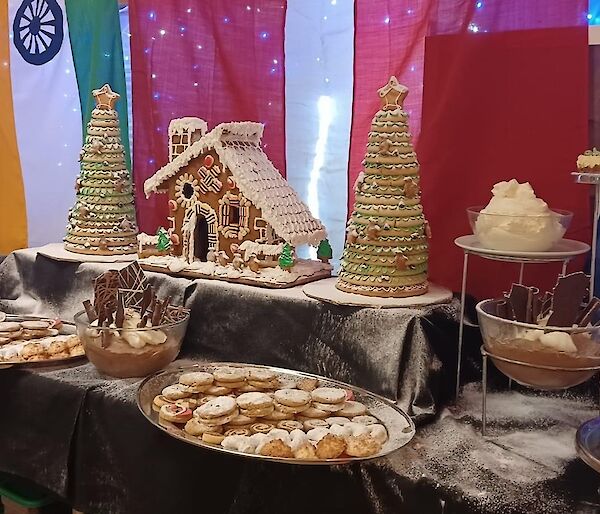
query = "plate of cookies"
xmin=137 ymin=362 xmax=415 ymax=464
xmin=0 ymin=314 xmax=86 ymax=368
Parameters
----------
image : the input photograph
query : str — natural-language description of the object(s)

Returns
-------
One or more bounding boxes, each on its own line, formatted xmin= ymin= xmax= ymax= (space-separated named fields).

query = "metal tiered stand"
xmin=454 ymin=235 xmax=591 ymax=401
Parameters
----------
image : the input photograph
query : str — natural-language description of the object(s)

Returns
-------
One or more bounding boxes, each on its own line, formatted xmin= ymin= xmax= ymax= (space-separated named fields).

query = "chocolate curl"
xmin=83 ymin=300 xmax=97 ymax=323
xmin=101 ymin=320 xmax=111 ymax=348
xmin=115 ymin=291 xmax=125 ymax=328
xmin=577 ymin=298 xmax=600 ymax=326
xmin=138 ymin=314 xmax=149 ymax=328
xmin=151 ymin=299 xmax=163 ymax=327
xmin=159 ymin=296 xmax=172 ymax=324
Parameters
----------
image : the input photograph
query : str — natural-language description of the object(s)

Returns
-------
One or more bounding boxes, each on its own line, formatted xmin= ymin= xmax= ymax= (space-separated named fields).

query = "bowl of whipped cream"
xmin=468 ymin=179 xmax=571 ymax=252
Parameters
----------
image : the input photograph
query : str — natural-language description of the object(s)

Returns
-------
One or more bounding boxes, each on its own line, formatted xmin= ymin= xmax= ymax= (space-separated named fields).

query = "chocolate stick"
xmin=83 ymin=300 xmax=97 ymax=323
xmin=115 ymin=291 xmax=125 ymax=328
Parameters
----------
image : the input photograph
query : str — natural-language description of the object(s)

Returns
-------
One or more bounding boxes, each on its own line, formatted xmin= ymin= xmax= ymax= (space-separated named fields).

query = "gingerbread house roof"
xmin=144 ymin=121 xmax=327 ymax=247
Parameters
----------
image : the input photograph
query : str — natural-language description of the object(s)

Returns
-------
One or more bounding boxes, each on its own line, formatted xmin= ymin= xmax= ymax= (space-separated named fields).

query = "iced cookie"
xmin=302 ymin=419 xmax=329 ymax=431
xmin=274 ymin=389 xmax=311 ymax=407
xmin=195 ymin=396 xmax=237 ymax=419
xmin=259 ymin=439 xmax=294 ymax=458
xmin=162 ymin=384 xmax=192 ymax=400
xmin=297 ymin=406 xmax=328 ymax=419
xmin=247 ymin=368 xmax=277 ymax=382
xmin=326 ymin=416 xmax=351 ymax=426
xmin=179 ymin=371 xmax=214 ymax=392
xmin=20 ymin=321 xmax=51 ymax=330
xmin=311 ymin=387 xmax=347 ymax=404
xmin=339 ymin=401 xmax=367 ymax=417
xmin=240 ymin=404 xmax=275 ymax=418
xmin=213 ymin=367 xmax=246 ymax=383
xmin=0 ymin=322 xmax=21 ymax=333
xmin=312 ymin=401 xmax=345 ymax=413
xmin=196 ymin=411 xmax=238 ymax=427
xmin=236 ymin=392 xmax=273 ymax=410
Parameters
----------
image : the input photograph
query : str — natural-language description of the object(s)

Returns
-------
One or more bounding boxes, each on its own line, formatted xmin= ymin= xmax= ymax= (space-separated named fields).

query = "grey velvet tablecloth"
xmin=0 ymin=247 xmax=461 ymax=420
xmin=3 ymin=248 xmax=598 ymax=513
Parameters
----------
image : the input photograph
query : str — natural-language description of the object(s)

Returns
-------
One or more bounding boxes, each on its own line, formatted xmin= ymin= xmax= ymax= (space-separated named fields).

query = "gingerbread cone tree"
xmin=336 ymin=77 xmax=430 ymax=298
xmin=64 ymin=84 xmax=138 ymax=255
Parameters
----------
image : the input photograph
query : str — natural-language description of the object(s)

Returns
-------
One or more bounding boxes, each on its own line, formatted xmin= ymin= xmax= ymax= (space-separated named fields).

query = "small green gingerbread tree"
xmin=317 ymin=239 xmax=333 ymax=263
xmin=156 ymin=227 xmax=171 ymax=252
xmin=278 ymin=243 xmax=294 ymax=272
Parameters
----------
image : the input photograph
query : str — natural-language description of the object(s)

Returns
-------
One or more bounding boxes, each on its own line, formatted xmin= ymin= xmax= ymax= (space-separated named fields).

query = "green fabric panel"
xmin=65 ymin=0 xmax=131 ymax=171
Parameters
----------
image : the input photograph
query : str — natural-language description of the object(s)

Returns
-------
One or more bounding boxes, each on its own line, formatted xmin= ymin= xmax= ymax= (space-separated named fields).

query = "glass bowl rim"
xmin=73 ymin=309 xmax=189 ymax=332
xmin=476 ymin=299 xmax=599 ymax=334
xmin=467 ymin=206 xmax=573 ymax=218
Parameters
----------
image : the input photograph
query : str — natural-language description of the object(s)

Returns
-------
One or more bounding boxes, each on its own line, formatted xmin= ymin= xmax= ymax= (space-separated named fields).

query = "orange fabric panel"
xmin=0 ymin=2 xmax=27 ymax=253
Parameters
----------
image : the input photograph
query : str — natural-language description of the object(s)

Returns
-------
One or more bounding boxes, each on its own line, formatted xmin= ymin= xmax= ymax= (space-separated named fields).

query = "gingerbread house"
xmin=144 ymin=119 xmax=327 ymax=265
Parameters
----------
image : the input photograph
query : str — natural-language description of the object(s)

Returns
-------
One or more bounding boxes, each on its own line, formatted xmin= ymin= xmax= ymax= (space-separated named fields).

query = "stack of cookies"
xmin=0 ymin=319 xmax=84 ymax=363
xmin=152 ymin=366 xmax=389 ymax=460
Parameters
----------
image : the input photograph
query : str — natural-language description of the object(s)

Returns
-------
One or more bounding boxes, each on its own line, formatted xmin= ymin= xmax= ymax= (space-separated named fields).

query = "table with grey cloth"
xmin=1 ymin=248 xmax=598 ymax=513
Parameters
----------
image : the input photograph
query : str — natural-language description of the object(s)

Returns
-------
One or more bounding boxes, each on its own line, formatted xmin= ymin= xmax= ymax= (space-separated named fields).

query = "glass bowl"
xmin=467 ymin=206 xmax=572 ymax=252
xmin=74 ymin=310 xmax=189 ymax=378
xmin=476 ymin=299 xmax=600 ymax=390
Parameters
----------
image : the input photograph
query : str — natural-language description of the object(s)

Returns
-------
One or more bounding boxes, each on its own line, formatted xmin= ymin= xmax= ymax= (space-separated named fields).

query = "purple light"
xmin=270 ymin=67 xmax=276 ymax=74
xmin=153 ymin=92 xmax=160 ymax=99
xmin=476 ymin=1 xmax=483 ymax=7
xmin=384 ymin=16 xmax=390 ymax=24
xmin=259 ymin=31 xmax=269 ymax=39
xmin=144 ymin=48 xmax=150 ymax=54
xmin=223 ymin=17 xmax=230 ymax=23
xmin=180 ymin=26 xmax=186 ymax=33
xmin=148 ymin=11 xmax=156 ymax=20
xmin=148 ymin=158 xmax=155 ymax=165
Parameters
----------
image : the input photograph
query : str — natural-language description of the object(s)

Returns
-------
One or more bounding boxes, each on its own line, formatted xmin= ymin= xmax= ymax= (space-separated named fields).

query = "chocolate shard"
xmin=547 ymin=272 xmax=590 ymax=327
xmin=101 ymin=320 xmax=111 ymax=348
xmin=117 ymin=261 xmax=149 ymax=308
xmin=577 ymin=297 xmax=600 ymax=326
xmin=83 ymin=300 xmax=97 ymax=323
xmin=506 ymin=284 xmax=536 ymax=323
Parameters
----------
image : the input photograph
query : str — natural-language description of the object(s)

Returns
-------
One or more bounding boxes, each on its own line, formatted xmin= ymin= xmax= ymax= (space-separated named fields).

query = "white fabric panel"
xmin=285 ymin=0 xmax=354 ymax=264
xmin=119 ymin=5 xmax=133 ymax=158
xmin=9 ymin=0 xmax=82 ymax=247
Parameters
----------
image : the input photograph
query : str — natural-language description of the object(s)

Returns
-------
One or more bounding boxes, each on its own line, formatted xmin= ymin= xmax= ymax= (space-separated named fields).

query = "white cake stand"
xmin=302 ymin=277 xmax=452 ymax=308
xmin=37 ymin=243 xmax=137 ymax=264
xmin=454 ymin=235 xmax=591 ymax=400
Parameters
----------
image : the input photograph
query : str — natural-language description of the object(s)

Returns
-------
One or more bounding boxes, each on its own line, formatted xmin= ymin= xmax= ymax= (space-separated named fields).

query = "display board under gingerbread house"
xmin=139 ymin=119 xmax=332 ymax=288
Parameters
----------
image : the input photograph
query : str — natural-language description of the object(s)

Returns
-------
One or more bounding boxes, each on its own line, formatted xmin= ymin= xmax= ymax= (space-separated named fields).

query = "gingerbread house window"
xmin=218 ymin=191 xmax=249 ymax=239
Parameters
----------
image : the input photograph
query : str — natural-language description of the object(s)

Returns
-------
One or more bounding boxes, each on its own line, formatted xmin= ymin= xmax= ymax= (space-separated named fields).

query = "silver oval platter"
xmin=0 ymin=315 xmax=85 ymax=369
xmin=137 ymin=362 xmax=416 ymax=465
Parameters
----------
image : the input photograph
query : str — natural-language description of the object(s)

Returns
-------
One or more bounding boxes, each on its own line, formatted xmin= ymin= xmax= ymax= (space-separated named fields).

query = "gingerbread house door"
xmin=182 ymin=202 xmax=218 ymax=263
xmin=194 ymin=216 xmax=209 ymax=261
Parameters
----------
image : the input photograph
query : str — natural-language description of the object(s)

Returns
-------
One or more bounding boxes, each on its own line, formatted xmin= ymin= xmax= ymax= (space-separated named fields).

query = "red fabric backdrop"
xmin=419 ymin=27 xmax=589 ymax=298
xmin=129 ymin=0 xmax=287 ymax=234
xmin=350 ymin=0 xmax=589 ymax=298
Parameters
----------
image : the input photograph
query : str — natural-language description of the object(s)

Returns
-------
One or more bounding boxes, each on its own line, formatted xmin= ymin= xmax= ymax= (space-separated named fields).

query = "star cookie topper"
xmin=92 ymin=83 xmax=120 ymax=110
xmin=378 ymin=76 xmax=408 ymax=111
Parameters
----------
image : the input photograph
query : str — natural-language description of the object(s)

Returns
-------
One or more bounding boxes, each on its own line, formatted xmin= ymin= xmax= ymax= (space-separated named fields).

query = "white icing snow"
xmin=168 ymin=117 xmax=207 ymax=137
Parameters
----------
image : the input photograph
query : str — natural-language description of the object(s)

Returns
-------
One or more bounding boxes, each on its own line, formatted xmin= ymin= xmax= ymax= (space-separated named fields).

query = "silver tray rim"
xmin=136 ymin=361 xmax=416 ymax=466
xmin=0 ymin=315 xmax=87 ymax=369
xmin=576 ymin=416 xmax=600 ymax=473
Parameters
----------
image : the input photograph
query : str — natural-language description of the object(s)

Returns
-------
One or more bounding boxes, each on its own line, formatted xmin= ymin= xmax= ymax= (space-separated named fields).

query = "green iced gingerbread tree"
xmin=64 ymin=84 xmax=138 ymax=255
xmin=278 ymin=243 xmax=294 ymax=272
xmin=156 ymin=227 xmax=171 ymax=252
xmin=317 ymin=239 xmax=333 ymax=263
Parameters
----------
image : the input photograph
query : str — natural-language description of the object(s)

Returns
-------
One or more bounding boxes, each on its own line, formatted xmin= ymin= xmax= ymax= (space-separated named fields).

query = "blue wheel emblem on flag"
xmin=13 ymin=0 xmax=63 ymax=66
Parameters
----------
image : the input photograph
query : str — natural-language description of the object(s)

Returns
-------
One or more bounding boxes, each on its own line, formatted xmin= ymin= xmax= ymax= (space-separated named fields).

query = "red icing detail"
xmin=168 ymin=199 xmax=178 ymax=212
xmin=170 ymin=233 xmax=180 ymax=245
xmin=203 ymin=155 xmax=214 ymax=167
